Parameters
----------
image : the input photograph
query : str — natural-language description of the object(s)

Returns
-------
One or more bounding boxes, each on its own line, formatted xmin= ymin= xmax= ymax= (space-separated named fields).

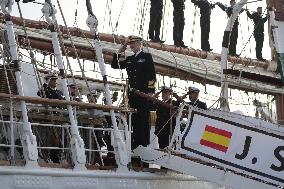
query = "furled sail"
xmin=0 ymin=14 xmax=282 ymax=95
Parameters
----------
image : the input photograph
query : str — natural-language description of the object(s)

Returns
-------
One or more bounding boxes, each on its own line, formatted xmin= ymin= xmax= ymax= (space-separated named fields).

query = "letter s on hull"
xmin=271 ymin=146 xmax=284 ymax=172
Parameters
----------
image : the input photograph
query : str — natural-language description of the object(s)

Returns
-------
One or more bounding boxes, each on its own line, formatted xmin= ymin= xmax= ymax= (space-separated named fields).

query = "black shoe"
xmin=150 ymin=39 xmax=165 ymax=43
xmin=229 ymin=53 xmax=239 ymax=57
xmin=154 ymin=38 xmax=165 ymax=43
xmin=179 ymin=41 xmax=188 ymax=48
xmin=202 ymin=48 xmax=213 ymax=52
xmin=158 ymin=40 xmax=165 ymax=43
xmin=257 ymin=58 xmax=266 ymax=62
xmin=180 ymin=44 xmax=188 ymax=48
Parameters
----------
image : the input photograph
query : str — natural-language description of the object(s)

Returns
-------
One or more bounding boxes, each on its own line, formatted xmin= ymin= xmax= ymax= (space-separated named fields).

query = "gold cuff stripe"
xmin=148 ymin=80 xmax=156 ymax=86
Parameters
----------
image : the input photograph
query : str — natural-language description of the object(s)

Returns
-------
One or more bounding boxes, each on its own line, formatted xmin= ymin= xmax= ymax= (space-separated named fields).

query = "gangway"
xmin=133 ymin=105 xmax=284 ymax=189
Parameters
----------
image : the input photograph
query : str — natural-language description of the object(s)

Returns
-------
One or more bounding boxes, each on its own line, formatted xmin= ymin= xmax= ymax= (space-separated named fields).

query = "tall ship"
xmin=0 ymin=0 xmax=283 ymax=188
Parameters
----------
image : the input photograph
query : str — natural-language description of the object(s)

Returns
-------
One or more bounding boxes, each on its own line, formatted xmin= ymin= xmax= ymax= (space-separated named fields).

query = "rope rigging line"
xmin=102 ymin=0 xmax=109 ymax=32
xmin=132 ymin=0 xmax=142 ymax=34
xmin=113 ymin=0 xmax=126 ymax=33
xmin=190 ymin=6 xmax=198 ymax=48
xmin=228 ymin=7 xmax=264 ymax=97
xmin=160 ymin=0 xmax=166 ymax=41
xmin=239 ymin=16 xmax=246 ymax=51
xmin=138 ymin=0 xmax=150 ymax=38
xmin=16 ymin=1 xmax=44 ymax=95
xmin=75 ymin=31 xmax=126 ymax=94
xmin=237 ymin=8 xmax=268 ymax=61
xmin=107 ymin=0 xmax=114 ymax=34
xmin=56 ymin=0 xmax=96 ymax=98
xmin=137 ymin=0 xmax=145 ymax=36
xmin=73 ymin=0 xmax=79 ymax=27
xmin=0 ymin=46 xmax=12 ymax=95
xmin=161 ymin=0 xmax=171 ymax=42
xmin=245 ymin=4 xmax=253 ymax=56
xmin=57 ymin=28 xmax=82 ymax=98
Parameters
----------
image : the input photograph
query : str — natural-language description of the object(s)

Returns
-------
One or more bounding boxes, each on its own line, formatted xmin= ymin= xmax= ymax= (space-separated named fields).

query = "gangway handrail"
xmin=0 ymin=93 xmax=135 ymax=112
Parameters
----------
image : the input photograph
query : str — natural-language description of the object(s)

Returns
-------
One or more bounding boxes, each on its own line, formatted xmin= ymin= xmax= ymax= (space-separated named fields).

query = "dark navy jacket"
xmin=191 ymin=0 xmax=214 ymax=21
xmin=188 ymin=99 xmax=207 ymax=110
xmin=37 ymin=84 xmax=64 ymax=100
xmin=247 ymin=11 xmax=267 ymax=34
xmin=111 ymin=51 xmax=156 ymax=94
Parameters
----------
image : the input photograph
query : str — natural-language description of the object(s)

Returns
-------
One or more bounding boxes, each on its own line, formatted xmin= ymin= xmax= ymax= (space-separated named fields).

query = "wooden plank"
xmin=0 ymin=93 xmax=135 ymax=112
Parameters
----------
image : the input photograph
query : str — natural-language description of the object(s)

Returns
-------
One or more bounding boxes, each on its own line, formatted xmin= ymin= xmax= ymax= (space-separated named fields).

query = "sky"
xmin=13 ymin=0 xmax=270 ymax=59
xmin=8 ymin=0 xmax=276 ymax=118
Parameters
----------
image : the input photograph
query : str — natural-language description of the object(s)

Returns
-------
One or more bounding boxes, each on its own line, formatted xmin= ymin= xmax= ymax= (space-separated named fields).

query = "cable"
xmin=16 ymin=2 xmax=44 ymax=94
xmin=56 ymin=0 xmax=96 ymax=97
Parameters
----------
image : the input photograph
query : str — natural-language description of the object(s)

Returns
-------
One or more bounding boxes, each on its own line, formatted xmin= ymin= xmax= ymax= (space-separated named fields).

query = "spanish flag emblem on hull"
xmin=200 ymin=125 xmax=232 ymax=153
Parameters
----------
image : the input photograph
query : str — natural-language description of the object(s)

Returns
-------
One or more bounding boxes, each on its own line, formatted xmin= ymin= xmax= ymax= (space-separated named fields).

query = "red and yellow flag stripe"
xmin=200 ymin=125 xmax=232 ymax=153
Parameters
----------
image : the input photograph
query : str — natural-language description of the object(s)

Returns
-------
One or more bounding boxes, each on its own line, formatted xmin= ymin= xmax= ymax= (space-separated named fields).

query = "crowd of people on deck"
xmin=149 ymin=0 xmax=268 ymax=61
xmin=36 ymin=73 xmax=116 ymax=164
xmin=22 ymin=0 xmax=271 ymax=164
xmin=112 ymin=35 xmax=207 ymax=152
xmin=32 ymin=34 xmax=208 ymax=164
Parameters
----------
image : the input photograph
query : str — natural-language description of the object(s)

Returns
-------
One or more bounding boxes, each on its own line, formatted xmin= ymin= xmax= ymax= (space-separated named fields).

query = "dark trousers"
xmin=173 ymin=8 xmax=185 ymax=46
xmin=156 ymin=123 xmax=175 ymax=149
xmin=129 ymin=93 xmax=150 ymax=149
xmin=103 ymin=130 xmax=114 ymax=156
xmin=254 ymin=33 xmax=264 ymax=60
xmin=200 ymin=18 xmax=211 ymax=51
xmin=148 ymin=0 xmax=163 ymax=40
xmin=229 ymin=29 xmax=238 ymax=56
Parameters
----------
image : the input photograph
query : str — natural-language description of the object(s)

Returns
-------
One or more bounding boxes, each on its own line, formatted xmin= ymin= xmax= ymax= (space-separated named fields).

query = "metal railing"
xmin=0 ymin=105 xmax=132 ymax=167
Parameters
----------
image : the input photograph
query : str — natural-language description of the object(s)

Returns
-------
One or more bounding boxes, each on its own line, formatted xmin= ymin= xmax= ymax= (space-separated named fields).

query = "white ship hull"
xmin=0 ymin=166 xmax=220 ymax=189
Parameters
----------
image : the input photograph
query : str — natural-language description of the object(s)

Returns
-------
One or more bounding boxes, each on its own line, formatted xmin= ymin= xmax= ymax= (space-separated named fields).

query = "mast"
xmin=85 ymin=0 xmax=129 ymax=170
xmin=42 ymin=0 xmax=86 ymax=170
xmin=220 ymin=0 xmax=249 ymax=111
xmin=267 ymin=0 xmax=284 ymax=124
xmin=0 ymin=0 xmax=38 ymax=167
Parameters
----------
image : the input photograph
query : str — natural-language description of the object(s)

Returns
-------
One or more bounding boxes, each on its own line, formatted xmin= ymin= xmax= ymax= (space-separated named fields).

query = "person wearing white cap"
xmin=86 ymin=90 xmax=107 ymax=164
xmin=36 ymin=73 xmax=64 ymax=163
xmin=111 ymin=35 xmax=156 ymax=149
xmin=68 ymin=83 xmax=82 ymax=102
xmin=186 ymin=87 xmax=207 ymax=110
xmin=153 ymin=86 xmax=181 ymax=148
xmin=37 ymin=73 xmax=64 ymax=100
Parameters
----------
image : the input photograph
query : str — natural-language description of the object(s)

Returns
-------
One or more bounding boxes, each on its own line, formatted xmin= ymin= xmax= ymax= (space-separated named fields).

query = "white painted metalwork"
xmin=41 ymin=0 xmax=86 ymax=170
xmin=134 ymin=104 xmax=284 ymax=189
xmin=0 ymin=166 xmax=222 ymax=189
xmin=3 ymin=22 xmax=281 ymax=94
xmin=220 ymin=0 xmax=249 ymax=111
xmin=134 ymin=145 xmax=278 ymax=189
xmin=86 ymin=5 xmax=129 ymax=170
xmin=1 ymin=0 xmax=38 ymax=168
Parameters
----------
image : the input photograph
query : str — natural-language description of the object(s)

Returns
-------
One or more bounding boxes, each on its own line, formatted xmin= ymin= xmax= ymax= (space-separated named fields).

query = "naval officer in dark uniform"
xmin=37 ymin=73 xmax=64 ymax=100
xmin=216 ymin=0 xmax=244 ymax=56
xmin=183 ymin=87 xmax=207 ymax=109
xmin=153 ymin=86 xmax=181 ymax=149
xmin=111 ymin=36 xmax=156 ymax=149
xmin=148 ymin=0 xmax=164 ymax=43
xmin=191 ymin=0 xmax=215 ymax=52
xmin=247 ymin=7 xmax=268 ymax=61
xmin=172 ymin=0 xmax=187 ymax=47
xmin=37 ymin=73 xmax=64 ymax=163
